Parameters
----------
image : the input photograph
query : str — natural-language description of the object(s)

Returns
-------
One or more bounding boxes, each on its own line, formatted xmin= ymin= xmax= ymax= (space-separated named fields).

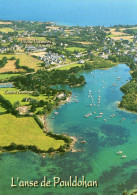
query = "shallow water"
xmin=0 ymin=64 xmax=137 ymax=195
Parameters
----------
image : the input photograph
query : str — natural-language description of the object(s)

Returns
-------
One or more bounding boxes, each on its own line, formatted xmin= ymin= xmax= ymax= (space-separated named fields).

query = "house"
xmin=79 ymin=60 xmax=85 ymax=64
xmin=25 ymin=46 xmax=36 ymax=52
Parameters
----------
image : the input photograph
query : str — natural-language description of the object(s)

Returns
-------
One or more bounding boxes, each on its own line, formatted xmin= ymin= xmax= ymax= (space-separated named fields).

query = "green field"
xmin=0 ymin=74 xmax=20 ymax=80
xmin=0 ymin=88 xmax=54 ymax=106
xmin=57 ymin=63 xmax=84 ymax=70
xmin=0 ymin=114 xmax=64 ymax=150
xmin=66 ymin=47 xmax=86 ymax=52
xmin=0 ymin=28 xmax=14 ymax=33
xmin=0 ymin=54 xmax=42 ymax=71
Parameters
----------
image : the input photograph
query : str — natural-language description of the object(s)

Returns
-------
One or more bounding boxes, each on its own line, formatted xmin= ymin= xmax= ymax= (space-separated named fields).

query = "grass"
xmin=0 ymin=74 xmax=20 ymax=80
xmin=66 ymin=47 xmax=85 ymax=52
xmin=0 ymin=54 xmax=42 ymax=71
xmin=0 ymin=114 xmax=64 ymax=150
xmin=0 ymin=28 xmax=14 ymax=33
xmin=57 ymin=63 xmax=84 ymax=70
xmin=0 ymin=88 xmax=53 ymax=106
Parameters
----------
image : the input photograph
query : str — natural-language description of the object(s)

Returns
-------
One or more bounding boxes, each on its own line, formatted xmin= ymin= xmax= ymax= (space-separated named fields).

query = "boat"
xmin=104 ymin=119 xmax=107 ymax=121
xmin=54 ymin=112 xmax=59 ymax=115
xmin=122 ymin=155 xmax=127 ymax=158
xmin=117 ymin=151 xmax=123 ymax=154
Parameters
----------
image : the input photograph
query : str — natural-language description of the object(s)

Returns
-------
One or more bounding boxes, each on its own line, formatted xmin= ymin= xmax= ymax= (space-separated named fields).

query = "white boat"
xmin=117 ymin=151 xmax=123 ymax=154
xmin=122 ymin=155 xmax=127 ymax=158
xmin=54 ymin=112 xmax=59 ymax=115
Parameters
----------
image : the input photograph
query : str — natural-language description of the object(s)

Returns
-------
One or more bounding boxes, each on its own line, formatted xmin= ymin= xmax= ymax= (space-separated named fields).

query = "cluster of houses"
xmin=38 ymin=51 xmax=66 ymax=66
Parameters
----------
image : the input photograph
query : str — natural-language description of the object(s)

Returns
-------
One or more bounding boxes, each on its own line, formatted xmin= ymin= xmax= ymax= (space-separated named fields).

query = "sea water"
xmin=0 ymin=0 xmax=137 ymax=26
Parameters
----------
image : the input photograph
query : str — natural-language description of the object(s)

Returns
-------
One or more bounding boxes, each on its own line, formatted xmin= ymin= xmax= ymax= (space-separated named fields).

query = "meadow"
xmin=0 ymin=114 xmax=64 ymax=150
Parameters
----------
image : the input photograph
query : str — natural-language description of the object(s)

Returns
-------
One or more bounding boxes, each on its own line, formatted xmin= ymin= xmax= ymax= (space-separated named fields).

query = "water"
xmin=1 ymin=64 xmax=137 ymax=195
xmin=0 ymin=0 xmax=137 ymax=26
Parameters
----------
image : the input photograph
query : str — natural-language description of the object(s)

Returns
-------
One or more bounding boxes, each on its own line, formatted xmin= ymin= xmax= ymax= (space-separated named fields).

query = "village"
xmin=0 ymin=21 xmax=137 ymax=70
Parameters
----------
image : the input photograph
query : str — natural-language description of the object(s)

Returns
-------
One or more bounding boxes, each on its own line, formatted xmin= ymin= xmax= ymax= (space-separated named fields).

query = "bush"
xmin=48 ymin=147 xmax=55 ymax=153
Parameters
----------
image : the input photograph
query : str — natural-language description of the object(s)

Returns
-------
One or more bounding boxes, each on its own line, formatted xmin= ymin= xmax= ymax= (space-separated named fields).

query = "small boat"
xmin=100 ymin=113 xmax=103 ymax=115
xmin=104 ymin=119 xmax=107 ymax=121
xmin=122 ymin=155 xmax=127 ymax=158
xmin=117 ymin=151 xmax=123 ymax=154
xmin=54 ymin=112 xmax=59 ymax=115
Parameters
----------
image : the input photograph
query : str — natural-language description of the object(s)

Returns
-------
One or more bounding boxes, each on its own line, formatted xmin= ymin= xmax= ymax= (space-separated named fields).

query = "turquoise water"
xmin=0 ymin=0 xmax=137 ymax=26
xmin=1 ymin=64 xmax=137 ymax=195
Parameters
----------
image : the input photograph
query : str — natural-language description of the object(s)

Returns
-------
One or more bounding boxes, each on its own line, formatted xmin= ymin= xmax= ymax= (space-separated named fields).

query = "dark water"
xmin=1 ymin=64 xmax=137 ymax=195
xmin=0 ymin=0 xmax=137 ymax=26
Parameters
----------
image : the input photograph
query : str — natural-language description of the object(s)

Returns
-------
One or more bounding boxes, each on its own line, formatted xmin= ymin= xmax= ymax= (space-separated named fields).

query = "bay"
xmin=1 ymin=64 xmax=137 ymax=194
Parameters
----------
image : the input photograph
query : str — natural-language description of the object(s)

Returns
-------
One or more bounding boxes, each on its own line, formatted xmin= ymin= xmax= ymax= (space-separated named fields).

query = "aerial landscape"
xmin=0 ymin=0 xmax=137 ymax=195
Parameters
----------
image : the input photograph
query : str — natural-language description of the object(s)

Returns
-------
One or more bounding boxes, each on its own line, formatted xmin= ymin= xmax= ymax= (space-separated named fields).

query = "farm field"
xmin=0 ymin=28 xmax=14 ymax=33
xmin=0 ymin=114 xmax=64 ymax=150
xmin=0 ymin=60 xmax=22 ymax=73
xmin=0 ymin=21 xmax=12 ymax=24
xmin=0 ymin=54 xmax=42 ymax=71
